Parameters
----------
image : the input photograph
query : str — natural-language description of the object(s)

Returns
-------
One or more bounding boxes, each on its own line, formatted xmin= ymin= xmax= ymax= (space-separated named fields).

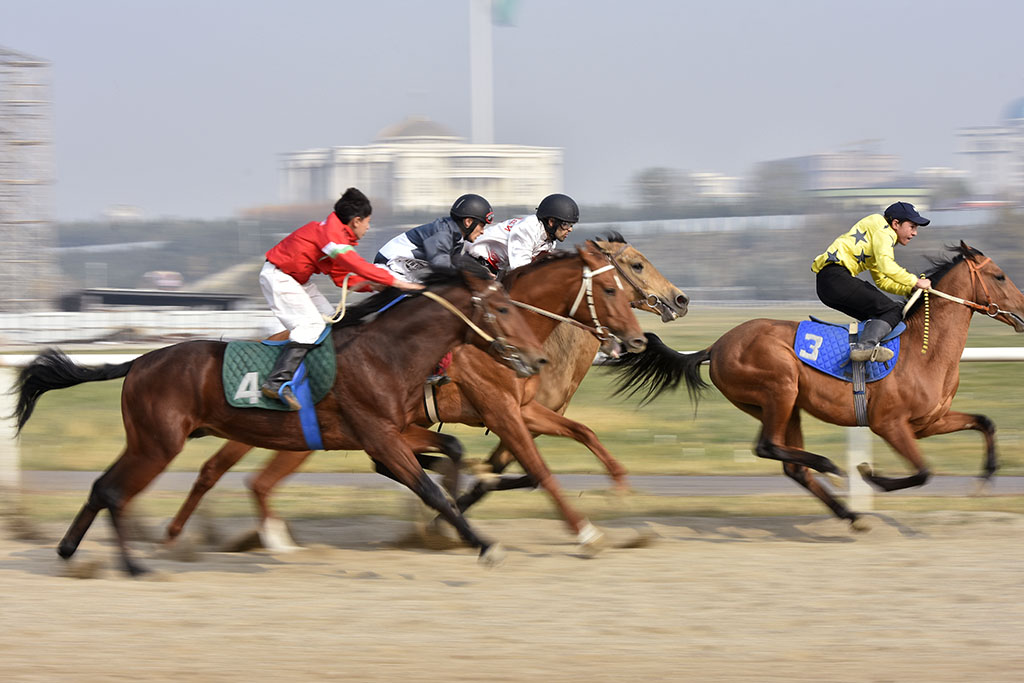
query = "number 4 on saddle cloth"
xmin=794 ymin=316 xmax=906 ymax=382
xmin=222 ymin=327 xmax=336 ymax=449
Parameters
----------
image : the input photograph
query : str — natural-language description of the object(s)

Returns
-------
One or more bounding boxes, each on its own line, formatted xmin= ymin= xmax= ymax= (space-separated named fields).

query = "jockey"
xmin=260 ymin=187 xmax=422 ymax=409
xmin=465 ymin=193 xmax=579 ymax=277
xmin=373 ymin=194 xmax=494 ymax=282
xmin=811 ymin=201 xmax=932 ymax=362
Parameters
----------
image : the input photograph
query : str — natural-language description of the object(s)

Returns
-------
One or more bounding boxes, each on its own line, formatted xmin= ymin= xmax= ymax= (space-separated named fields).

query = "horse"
xmin=608 ymin=242 xmax=1024 ymax=527
xmin=164 ymin=238 xmax=668 ymax=552
xmin=13 ymin=261 xmax=548 ymax=575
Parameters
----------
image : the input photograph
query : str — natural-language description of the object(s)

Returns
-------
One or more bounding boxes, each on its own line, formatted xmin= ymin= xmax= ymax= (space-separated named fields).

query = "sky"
xmin=2 ymin=0 xmax=1023 ymax=221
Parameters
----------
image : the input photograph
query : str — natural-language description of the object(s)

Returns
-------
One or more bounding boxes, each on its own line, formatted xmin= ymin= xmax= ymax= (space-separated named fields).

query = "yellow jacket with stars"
xmin=810 ymin=214 xmax=918 ymax=296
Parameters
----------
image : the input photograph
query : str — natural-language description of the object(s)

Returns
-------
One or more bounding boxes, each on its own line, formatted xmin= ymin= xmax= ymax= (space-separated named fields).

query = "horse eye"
xmin=604 ymin=287 xmax=616 ymax=295
xmin=631 ymin=263 xmax=643 ymax=272
xmin=496 ymin=306 xmax=509 ymax=314
xmin=996 ymin=274 xmax=1006 ymax=281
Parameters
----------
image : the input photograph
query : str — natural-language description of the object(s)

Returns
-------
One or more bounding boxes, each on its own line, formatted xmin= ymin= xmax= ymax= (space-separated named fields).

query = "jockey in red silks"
xmin=259 ymin=187 xmax=422 ymax=409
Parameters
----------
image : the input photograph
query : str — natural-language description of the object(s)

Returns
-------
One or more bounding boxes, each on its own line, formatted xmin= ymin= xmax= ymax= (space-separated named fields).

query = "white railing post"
xmin=846 ymin=427 xmax=873 ymax=511
xmin=0 ymin=367 xmax=22 ymax=501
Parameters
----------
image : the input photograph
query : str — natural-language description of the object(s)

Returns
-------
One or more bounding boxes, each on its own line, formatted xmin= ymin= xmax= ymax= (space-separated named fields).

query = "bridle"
xmin=424 ymin=282 xmax=533 ymax=371
xmin=324 ymin=277 xmax=533 ymax=372
xmin=596 ymin=242 xmax=677 ymax=318
xmin=903 ymin=256 xmax=1009 ymax=319
xmin=508 ymin=252 xmax=624 ymax=344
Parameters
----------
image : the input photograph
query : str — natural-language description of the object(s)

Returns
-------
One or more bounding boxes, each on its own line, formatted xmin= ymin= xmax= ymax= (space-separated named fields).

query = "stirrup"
xmin=868 ymin=345 xmax=894 ymax=363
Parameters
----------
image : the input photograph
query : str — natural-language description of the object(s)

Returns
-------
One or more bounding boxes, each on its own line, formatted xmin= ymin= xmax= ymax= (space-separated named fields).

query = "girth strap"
xmin=849 ymin=323 xmax=869 ymax=426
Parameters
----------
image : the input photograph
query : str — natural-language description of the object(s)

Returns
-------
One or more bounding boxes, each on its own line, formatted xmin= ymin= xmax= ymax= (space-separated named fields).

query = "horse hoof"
xmin=259 ymin=518 xmax=302 ymax=553
xmin=577 ymin=522 xmax=607 ymax=557
xmin=849 ymin=516 xmax=873 ymax=532
xmin=856 ymin=462 xmax=874 ymax=479
xmin=478 ymin=543 xmax=506 ymax=568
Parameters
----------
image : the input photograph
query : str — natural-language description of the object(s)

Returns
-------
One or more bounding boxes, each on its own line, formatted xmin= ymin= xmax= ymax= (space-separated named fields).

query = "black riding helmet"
xmin=536 ymin=193 xmax=579 ymax=238
xmin=450 ymin=194 xmax=494 ymax=238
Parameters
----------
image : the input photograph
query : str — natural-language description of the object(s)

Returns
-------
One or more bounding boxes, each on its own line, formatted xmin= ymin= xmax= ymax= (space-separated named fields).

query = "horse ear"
xmin=959 ymin=240 xmax=976 ymax=260
xmin=577 ymin=242 xmax=602 ymax=266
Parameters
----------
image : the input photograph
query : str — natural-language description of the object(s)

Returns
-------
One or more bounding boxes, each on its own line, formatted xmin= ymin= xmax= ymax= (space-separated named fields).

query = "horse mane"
xmin=904 ymin=243 xmax=985 ymax=318
xmin=332 ymin=259 xmax=490 ymax=331
xmin=595 ymin=231 xmax=626 ymax=244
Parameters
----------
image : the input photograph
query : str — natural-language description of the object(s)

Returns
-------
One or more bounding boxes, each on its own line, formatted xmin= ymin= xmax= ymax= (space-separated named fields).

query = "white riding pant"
xmin=259 ymin=261 xmax=335 ymax=344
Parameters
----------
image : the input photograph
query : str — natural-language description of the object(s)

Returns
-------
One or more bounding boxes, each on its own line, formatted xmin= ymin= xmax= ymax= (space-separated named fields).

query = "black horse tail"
xmin=605 ymin=332 xmax=711 ymax=406
xmin=12 ymin=348 xmax=135 ymax=434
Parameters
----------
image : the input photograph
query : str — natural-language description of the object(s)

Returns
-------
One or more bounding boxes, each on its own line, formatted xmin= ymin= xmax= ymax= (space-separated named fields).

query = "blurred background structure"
xmin=0 ymin=1 xmax=1023 ymax=345
xmin=0 ymin=45 xmax=55 ymax=312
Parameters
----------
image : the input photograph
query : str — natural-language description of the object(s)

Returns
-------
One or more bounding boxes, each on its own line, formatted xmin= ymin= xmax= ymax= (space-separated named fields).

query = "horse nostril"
xmin=629 ymin=337 xmax=648 ymax=351
xmin=676 ymin=293 xmax=689 ymax=308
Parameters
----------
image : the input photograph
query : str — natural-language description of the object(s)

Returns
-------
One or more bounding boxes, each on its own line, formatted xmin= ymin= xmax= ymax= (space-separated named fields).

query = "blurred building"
xmin=0 ymin=45 xmax=56 ymax=311
xmin=756 ymin=142 xmax=899 ymax=192
xmin=955 ymin=97 xmax=1024 ymax=199
xmin=279 ymin=116 xmax=562 ymax=212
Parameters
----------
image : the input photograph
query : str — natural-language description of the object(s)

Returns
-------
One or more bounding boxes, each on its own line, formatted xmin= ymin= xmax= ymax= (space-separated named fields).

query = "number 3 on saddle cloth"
xmin=221 ymin=327 xmax=336 ymax=450
xmin=794 ymin=316 xmax=905 ymax=382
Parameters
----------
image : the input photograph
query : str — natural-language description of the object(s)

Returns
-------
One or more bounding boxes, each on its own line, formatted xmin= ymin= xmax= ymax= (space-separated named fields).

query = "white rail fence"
xmin=3 ymin=348 xmax=1024 ymax=507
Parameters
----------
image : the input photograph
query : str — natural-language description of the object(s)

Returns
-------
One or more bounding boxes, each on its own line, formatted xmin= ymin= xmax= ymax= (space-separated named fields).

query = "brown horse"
xmin=13 ymin=261 xmax=547 ymax=575
xmin=165 ymin=238 xmax=663 ymax=551
xmin=609 ymin=243 xmax=1024 ymax=527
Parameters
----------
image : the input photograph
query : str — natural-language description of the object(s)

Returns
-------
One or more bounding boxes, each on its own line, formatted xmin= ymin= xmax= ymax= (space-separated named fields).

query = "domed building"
xmin=279 ymin=116 xmax=562 ymax=213
xmin=955 ymin=98 xmax=1024 ymax=199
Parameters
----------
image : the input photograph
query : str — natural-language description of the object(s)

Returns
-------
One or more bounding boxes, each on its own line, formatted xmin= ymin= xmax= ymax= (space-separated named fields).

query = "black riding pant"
xmin=815 ymin=264 xmax=903 ymax=328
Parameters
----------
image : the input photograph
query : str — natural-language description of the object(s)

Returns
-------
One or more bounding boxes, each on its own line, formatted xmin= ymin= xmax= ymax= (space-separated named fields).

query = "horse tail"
xmin=12 ymin=348 xmax=135 ymax=434
xmin=606 ymin=332 xmax=711 ymax=406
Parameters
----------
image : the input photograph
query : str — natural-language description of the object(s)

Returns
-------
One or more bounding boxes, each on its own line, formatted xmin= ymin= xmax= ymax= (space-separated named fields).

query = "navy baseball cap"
xmin=884 ymin=201 xmax=930 ymax=226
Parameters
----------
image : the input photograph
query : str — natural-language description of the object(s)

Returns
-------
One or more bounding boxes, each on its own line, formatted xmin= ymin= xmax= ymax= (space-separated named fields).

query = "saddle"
xmin=793 ymin=317 xmax=906 ymax=383
xmin=222 ymin=327 xmax=336 ymax=411
xmin=794 ymin=317 xmax=907 ymax=426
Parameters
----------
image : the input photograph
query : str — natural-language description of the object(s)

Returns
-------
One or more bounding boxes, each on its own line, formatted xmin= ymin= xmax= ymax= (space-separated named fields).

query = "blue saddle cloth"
xmin=793 ymin=317 xmax=905 ymax=383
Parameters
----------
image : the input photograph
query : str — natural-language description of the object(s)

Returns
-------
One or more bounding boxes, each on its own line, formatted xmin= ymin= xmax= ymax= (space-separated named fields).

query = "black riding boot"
xmin=849 ymin=319 xmax=894 ymax=363
xmin=261 ymin=342 xmax=312 ymax=410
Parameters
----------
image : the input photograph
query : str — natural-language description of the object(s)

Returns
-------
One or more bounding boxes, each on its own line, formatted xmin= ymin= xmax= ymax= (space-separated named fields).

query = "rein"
xmin=508 ymin=260 xmax=621 ymax=341
xmin=902 ymin=257 xmax=1004 ymax=319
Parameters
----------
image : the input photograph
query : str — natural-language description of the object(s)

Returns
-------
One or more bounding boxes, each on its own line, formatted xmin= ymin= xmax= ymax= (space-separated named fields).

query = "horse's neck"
xmin=507 ymin=259 xmax=582 ymax=342
xmin=902 ymin=272 xmax=975 ymax=368
xmin=367 ymin=288 xmax=469 ymax=371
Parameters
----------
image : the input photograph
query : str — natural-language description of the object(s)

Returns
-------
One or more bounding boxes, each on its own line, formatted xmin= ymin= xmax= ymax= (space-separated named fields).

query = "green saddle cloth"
xmin=222 ymin=337 xmax=336 ymax=411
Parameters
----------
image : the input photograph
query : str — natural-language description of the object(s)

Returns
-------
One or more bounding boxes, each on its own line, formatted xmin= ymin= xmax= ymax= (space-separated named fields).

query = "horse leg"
xmin=914 ymin=411 xmax=997 ymax=492
xmin=363 ymin=435 xmax=501 ymax=564
xmin=473 ymin=408 xmax=601 ymax=550
xmin=165 ymin=440 xmax=255 ymax=542
xmin=859 ymin=421 xmax=932 ymax=492
xmin=63 ymin=443 xmax=179 ymax=576
xmin=400 ymin=424 xmax=464 ymax=497
xmin=58 ymin=461 xmax=123 ymax=560
xmin=520 ymin=401 xmax=629 ymax=490
xmin=777 ymin=411 xmax=865 ymax=527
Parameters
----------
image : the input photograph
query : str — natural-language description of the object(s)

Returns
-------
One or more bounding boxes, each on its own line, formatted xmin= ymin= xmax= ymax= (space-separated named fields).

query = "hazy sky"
xmin=2 ymin=0 xmax=1023 ymax=221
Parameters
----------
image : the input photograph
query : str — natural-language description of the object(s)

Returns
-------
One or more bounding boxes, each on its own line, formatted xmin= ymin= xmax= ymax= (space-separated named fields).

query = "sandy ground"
xmin=1 ymin=511 xmax=1022 ymax=682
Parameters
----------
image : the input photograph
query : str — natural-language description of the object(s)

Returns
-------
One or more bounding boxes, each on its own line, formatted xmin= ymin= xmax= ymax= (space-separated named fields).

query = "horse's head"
xmin=578 ymin=241 xmax=648 ymax=356
xmin=456 ymin=260 xmax=548 ymax=377
xmin=957 ymin=241 xmax=1024 ymax=332
xmin=591 ymin=234 xmax=689 ymax=322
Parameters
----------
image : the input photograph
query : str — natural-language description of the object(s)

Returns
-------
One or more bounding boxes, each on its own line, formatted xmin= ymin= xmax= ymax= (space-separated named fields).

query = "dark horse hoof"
xmin=57 ymin=542 xmax=77 ymax=560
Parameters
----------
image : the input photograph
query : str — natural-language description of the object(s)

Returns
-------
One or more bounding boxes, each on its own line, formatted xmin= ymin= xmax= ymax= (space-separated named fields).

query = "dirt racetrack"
xmin=2 ymin=511 xmax=1022 ymax=682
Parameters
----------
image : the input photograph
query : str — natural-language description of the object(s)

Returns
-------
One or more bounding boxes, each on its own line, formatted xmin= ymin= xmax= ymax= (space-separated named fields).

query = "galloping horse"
xmin=165 ymin=238 xmax=660 ymax=552
xmin=609 ymin=243 xmax=1024 ymax=527
xmin=14 ymin=262 xmax=547 ymax=574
